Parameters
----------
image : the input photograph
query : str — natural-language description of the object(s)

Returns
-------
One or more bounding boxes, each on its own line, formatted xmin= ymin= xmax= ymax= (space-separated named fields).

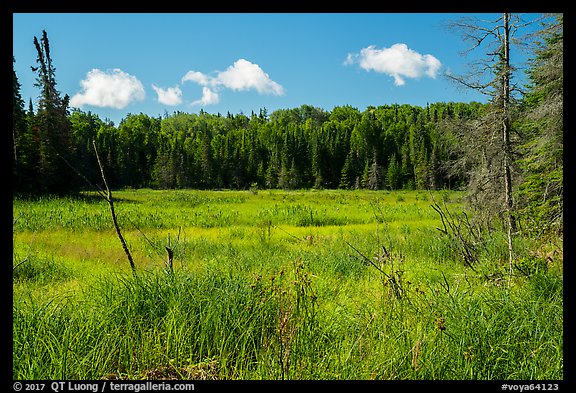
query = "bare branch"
xmin=13 ymin=258 xmax=28 ymax=271
xmin=445 ymin=72 xmax=494 ymax=93
xmin=345 ymin=241 xmax=390 ymax=278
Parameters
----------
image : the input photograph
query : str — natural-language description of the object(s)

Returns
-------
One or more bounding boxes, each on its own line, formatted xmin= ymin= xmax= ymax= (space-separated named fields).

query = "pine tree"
xmin=31 ymin=30 xmax=75 ymax=194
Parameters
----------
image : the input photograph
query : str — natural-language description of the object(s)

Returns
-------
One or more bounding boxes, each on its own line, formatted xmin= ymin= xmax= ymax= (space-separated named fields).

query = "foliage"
xmin=515 ymin=14 xmax=563 ymax=238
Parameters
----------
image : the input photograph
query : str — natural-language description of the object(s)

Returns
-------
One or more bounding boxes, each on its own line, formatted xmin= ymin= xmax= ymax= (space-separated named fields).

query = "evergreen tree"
xmin=400 ymin=141 xmax=414 ymax=189
xmin=339 ymin=151 xmax=359 ymax=189
xmin=386 ymin=154 xmax=402 ymax=190
xmin=69 ymin=109 xmax=103 ymax=188
xmin=287 ymin=159 xmax=299 ymax=190
xmin=13 ymin=58 xmax=30 ymax=192
xmin=366 ymin=150 xmax=382 ymax=190
xmin=31 ymin=30 xmax=75 ymax=194
xmin=265 ymin=150 xmax=279 ymax=189
xmin=311 ymin=134 xmax=324 ymax=189
xmin=516 ymin=14 xmax=563 ymax=237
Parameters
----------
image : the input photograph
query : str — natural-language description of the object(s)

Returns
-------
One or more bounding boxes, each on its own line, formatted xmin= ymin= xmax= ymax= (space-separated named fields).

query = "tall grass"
xmin=13 ymin=263 xmax=562 ymax=379
xmin=12 ymin=189 xmax=563 ymax=380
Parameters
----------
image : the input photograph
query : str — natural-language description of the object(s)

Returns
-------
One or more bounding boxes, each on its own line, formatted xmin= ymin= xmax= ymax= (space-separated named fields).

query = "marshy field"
xmin=12 ymin=189 xmax=563 ymax=380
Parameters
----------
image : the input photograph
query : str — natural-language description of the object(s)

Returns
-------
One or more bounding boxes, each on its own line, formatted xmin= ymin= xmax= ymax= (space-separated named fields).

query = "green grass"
xmin=12 ymin=189 xmax=563 ymax=380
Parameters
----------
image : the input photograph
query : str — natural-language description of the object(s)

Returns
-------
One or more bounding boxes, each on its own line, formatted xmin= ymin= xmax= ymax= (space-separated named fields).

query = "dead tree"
xmin=93 ymin=140 xmax=136 ymax=275
xmin=444 ymin=13 xmax=535 ymax=286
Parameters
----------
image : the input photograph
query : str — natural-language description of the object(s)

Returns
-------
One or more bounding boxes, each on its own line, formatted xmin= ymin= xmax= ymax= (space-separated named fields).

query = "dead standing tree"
xmin=444 ymin=13 xmax=533 ymax=286
xmin=93 ymin=140 xmax=137 ymax=275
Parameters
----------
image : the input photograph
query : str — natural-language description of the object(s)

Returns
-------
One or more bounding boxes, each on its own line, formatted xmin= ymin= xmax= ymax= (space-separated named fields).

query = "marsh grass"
xmin=13 ymin=248 xmax=72 ymax=284
xmin=12 ymin=189 xmax=563 ymax=379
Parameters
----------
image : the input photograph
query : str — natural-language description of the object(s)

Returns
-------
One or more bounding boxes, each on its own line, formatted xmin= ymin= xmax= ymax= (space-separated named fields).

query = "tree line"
xmin=17 ymin=99 xmax=487 ymax=192
xmin=69 ymin=102 xmax=482 ymax=192
xmin=13 ymin=37 xmax=483 ymax=194
xmin=13 ymin=13 xmax=562 ymax=240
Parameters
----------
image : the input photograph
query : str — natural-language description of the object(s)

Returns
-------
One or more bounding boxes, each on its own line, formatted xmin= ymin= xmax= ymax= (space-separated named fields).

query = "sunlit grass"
xmin=12 ymin=189 xmax=562 ymax=380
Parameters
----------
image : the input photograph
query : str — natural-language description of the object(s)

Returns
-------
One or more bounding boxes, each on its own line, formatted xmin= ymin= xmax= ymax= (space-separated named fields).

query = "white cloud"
xmin=152 ymin=84 xmax=183 ymax=106
xmin=343 ymin=53 xmax=355 ymax=66
xmin=192 ymin=87 xmax=220 ymax=106
xmin=182 ymin=59 xmax=284 ymax=105
xmin=70 ymin=68 xmax=145 ymax=109
xmin=216 ymin=59 xmax=285 ymax=95
xmin=346 ymin=43 xmax=442 ymax=86
xmin=181 ymin=71 xmax=210 ymax=86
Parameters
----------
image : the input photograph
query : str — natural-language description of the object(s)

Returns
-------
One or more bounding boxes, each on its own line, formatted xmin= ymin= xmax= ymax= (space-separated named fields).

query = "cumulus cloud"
xmin=70 ymin=68 xmax=145 ymax=109
xmin=182 ymin=71 xmax=210 ymax=86
xmin=191 ymin=87 xmax=220 ymax=106
xmin=345 ymin=43 xmax=442 ymax=86
xmin=152 ymin=84 xmax=183 ymax=106
xmin=216 ymin=59 xmax=285 ymax=95
xmin=182 ymin=59 xmax=284 ymax=105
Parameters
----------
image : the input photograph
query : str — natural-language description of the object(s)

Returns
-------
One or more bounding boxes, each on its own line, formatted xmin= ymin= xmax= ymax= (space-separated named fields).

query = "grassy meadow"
xmin=12 ymin=189 xmax=563 ymax=380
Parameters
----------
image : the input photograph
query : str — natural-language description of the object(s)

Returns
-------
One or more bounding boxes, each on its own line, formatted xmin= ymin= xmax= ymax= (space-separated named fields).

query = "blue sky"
xmin=13 ymin=13 xmax=541 ymax=126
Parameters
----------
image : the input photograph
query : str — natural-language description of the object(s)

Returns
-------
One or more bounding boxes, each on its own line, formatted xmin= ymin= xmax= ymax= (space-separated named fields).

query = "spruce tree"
xmin=516 ymin=14 xmax=563 ymax=237
xmin=31 ymin=30 xmax=75 ymax=194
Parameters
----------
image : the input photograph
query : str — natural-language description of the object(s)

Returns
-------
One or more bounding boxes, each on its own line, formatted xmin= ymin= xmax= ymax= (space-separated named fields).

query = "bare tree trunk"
xmin=93 ymin=140 xmax=136 ymax=275
xmin=502 ymin=13 xmax=515 ymax=286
